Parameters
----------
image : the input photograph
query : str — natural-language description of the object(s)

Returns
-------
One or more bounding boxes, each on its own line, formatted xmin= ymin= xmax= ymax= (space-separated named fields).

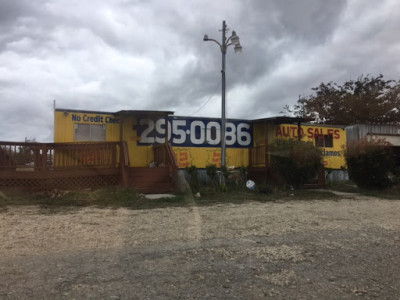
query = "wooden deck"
xmin=0 ymin=141 xmax=178 ymax=193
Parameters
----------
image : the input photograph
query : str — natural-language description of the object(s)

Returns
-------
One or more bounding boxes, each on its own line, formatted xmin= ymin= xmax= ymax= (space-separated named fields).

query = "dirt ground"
xmin=1 ymin=194 xmax=400 ymax=299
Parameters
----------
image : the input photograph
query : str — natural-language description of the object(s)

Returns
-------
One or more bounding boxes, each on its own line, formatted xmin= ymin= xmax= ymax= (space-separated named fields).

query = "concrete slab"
xmin=144 ymin=194 xmax=176 ymax=200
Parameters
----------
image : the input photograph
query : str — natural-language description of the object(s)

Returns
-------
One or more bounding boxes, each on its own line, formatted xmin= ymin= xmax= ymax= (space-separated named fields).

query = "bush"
xmin=270 ymin=140 xmax=323 ymax=187
xmin=206 ymin=164 xmax=218 ymax=184
xmin=228 ymin=166 xmax=247 ymax=187
xmin=345 ymin=138 xmax=395 ymax=189
xmin=186 ymin=165 xmax=200 ymax=192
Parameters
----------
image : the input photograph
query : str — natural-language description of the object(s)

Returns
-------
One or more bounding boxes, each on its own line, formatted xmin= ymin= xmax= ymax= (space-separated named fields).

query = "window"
xmin=315 ymin=134 xmax=333 ymax=148
xmin=74 ymin=124 xmax=106 ymax=141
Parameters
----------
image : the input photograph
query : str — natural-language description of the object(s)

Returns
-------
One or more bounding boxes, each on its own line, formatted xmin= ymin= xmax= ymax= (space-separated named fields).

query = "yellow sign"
xmin=274 ymin=124 xmax=347 ymax=169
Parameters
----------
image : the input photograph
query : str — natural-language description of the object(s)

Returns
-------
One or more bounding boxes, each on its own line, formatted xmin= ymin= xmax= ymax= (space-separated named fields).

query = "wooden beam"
xmin=264 ymin=121 xmax=269 ymax=167
xmin=297 ymin=121 xmax=302 ymax=141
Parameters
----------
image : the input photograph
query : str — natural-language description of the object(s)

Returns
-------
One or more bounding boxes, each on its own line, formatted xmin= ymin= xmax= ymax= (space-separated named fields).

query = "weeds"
xmin=327 ymin=181 xmax=400 ymax=199
xmin=2 ymin=181 xmax=399 ymax=213
xmin=0 ymin=187 xmax=188 ymax=212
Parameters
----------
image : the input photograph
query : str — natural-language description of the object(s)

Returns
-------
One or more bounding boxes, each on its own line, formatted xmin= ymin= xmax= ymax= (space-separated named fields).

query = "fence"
xmin=0 ymin=141 xmax=121 ymax=171
xmin=0 ymin=141 xmax=123 ymax=191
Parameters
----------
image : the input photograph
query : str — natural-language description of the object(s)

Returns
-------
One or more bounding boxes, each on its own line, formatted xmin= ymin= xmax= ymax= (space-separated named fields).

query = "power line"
xmin=189 ymin=81 xmax=221 ymax=116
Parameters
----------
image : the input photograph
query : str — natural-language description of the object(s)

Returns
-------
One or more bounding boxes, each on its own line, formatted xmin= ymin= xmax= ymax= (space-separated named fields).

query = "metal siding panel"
xmin=346 ymin=125 xmax=359 ymax=143
xmin=347 ymin=124 xmax=400 ymax=142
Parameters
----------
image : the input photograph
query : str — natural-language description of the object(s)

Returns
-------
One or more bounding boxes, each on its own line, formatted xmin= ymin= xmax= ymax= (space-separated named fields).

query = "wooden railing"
xmin=153 ymin=143 xmax=178 ymax=167
xmin=53 ymin=142 xmax=120 ymax=169
xmin=0 ymin=141 xmax=121 ymax=171
xmin=153 ymin=142 xmax=179 ymax=185
xmin=249 ymin=144 xmax=267 ymax=167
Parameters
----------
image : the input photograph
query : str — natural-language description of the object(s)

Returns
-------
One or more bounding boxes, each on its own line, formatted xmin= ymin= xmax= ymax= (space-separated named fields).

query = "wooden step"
xmin=129 ymin=182 xmax=174 ymax=194
xmin=247 ymin=167 xmax=269 ymax=183
xmin=126 ymin=167 xmax=174 ymax=193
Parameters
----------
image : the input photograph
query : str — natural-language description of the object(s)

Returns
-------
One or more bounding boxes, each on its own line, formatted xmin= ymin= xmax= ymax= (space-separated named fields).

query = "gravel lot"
xmin=1 ymin=194 xmax=400 ymax=299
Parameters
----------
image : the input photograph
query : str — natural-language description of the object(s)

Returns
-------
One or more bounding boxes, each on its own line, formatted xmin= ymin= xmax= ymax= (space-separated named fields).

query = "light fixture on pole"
xmin=203 ymin=20 xmax=242 ymax=168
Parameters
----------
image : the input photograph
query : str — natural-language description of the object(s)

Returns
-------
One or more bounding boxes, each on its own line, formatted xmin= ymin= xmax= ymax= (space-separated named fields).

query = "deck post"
xmin=119 ymin=119 xmax=128 ymax=188
xmin=297 ymin=121 xmax=302 ymax=141
xmin=42 ymin=144 xmax=47 ymax=171
xmin=164 ymin=113 xmax=169 ymax=163
xmin=264 ymin=121 xmax=269 ymax=168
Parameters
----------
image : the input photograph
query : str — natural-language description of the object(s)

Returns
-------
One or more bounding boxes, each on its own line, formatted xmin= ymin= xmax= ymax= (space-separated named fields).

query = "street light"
xmin=204 ymin=20 xmax=242 ymax=168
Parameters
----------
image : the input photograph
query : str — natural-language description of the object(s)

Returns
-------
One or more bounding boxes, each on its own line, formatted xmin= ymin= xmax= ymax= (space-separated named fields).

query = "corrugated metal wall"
xmin=346 ymin=124 xmax=400 ymax=143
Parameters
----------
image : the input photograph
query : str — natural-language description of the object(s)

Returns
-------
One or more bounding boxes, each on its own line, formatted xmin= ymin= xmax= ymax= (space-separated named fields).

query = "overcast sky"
xmin=1 ymin=0 xmax=399 ymax=142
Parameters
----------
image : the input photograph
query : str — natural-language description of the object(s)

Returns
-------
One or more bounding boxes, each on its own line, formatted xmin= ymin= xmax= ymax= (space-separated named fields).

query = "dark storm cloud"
xmin=0 ymin=0 xmax=399 ymax=141
xmin=0 ymin=1 xmax=36 ymax=26
xmin=150 ymin=0 xmax=348 ymax=117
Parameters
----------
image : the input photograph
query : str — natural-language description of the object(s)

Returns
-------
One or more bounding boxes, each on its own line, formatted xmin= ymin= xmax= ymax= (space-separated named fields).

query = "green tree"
xmin=286 ymin=74 xmax=400 ymax=125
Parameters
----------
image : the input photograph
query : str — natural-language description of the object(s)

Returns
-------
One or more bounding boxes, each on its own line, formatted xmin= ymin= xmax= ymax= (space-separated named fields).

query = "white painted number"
xmin=190 ymin=121 xmax=205 ymax=145
xmin=155 ymin=119 xmax=171 ymax=144
xmin=225 ymin=122 xmax=236 ymax=146
xmin=139 ymin=119 xmax=155 ymax=143
xmin=206 ymin=121 xmax=220 ymax=145
xmin=237 ymin=123 xmax=251 ymax=146
xmin=172 ymin=119 xmax=186 ymax=144
xmin=139 ymin=118 xmax=251 ymax=147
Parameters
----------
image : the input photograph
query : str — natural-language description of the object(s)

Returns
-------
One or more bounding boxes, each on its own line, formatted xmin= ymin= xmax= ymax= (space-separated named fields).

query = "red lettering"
xmin=334 ymin=129 xmax=340 ymax=139
xmin=282 ymin=126 xmax=290 ymax=137
xmin=290 ymin=126 xmax=297 ymax=137
xmin=307 ymin=128 xmax=314 ymax=138
xmin=276 ymin=126 xmax=282 ymax=137
xmin=327 ymin=129 xmax=333 ymax=136
xmin=181 ymin=162 xmax=190 ymax=167
xmin=178 ymin=152 xmax=188 ymax=162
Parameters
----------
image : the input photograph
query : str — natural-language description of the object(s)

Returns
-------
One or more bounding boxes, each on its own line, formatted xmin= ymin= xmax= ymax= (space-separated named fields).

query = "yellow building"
xmin=54 ymin=109 xmax=347 ymax=170
xmin=54 ymin=109 xmax=251 ymax=169
xmin=274 ymin=123 xmax=346 ymax=169
xmin=251 ymin=117 xmax=347 ymax=170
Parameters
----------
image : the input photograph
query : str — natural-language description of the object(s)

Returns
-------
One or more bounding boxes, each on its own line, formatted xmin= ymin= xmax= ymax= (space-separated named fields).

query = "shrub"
xmin=186 ymin=165 xmax=200 ymax=192
xmin=206 ymin=164 xmax=218 ymax=184
xmin=345 ymin=138 xmax=395 ymax=189
xmin=227 ymin=166 xmax=247 ymax=187
xmin=270 ymin=140 xmax=323 ymax=187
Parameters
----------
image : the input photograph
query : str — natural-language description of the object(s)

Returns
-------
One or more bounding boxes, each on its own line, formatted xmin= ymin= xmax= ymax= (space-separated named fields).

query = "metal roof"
xmin=346 ymin=124 xmax=400 ymax=143
xmin=55 ymin=108 xmax=116 ymax=115
xmin=116 ymin=110 xmax=174 ymax=117
xmin=250 ymin=116 xmax=314 ymax=124
xmin=56 ymin=108 xmax=174 ymax=117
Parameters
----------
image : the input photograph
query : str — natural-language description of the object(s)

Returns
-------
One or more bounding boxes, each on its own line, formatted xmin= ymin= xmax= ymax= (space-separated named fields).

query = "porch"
xmin=0 ymin=141 xmax=177 ymax=193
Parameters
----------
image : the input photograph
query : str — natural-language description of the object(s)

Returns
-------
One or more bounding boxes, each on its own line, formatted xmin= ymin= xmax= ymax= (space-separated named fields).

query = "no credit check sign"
xmin=136 ymin=116 xmax=253 ymax=148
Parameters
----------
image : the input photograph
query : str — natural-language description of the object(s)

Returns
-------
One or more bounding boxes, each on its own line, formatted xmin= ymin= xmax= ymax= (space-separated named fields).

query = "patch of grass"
xmin=7 ymin=181 xmax=400 ymax=213
xmin=90 ymin=188 xmax=191 ymax=209
xmin=287 ymin=189 xmax=339 ymax=200
xmin=195 ymin=185 xmax=339 ymax=204
xmin=356 ymin=184 xmax=400 ymax=200
xmin=325 ymin=181 xmax=361 ymax=193
xmin=326 ymin=181 xmax=400 ymax=200
xmin=0 ymin=187 xmax=190 ymax=212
